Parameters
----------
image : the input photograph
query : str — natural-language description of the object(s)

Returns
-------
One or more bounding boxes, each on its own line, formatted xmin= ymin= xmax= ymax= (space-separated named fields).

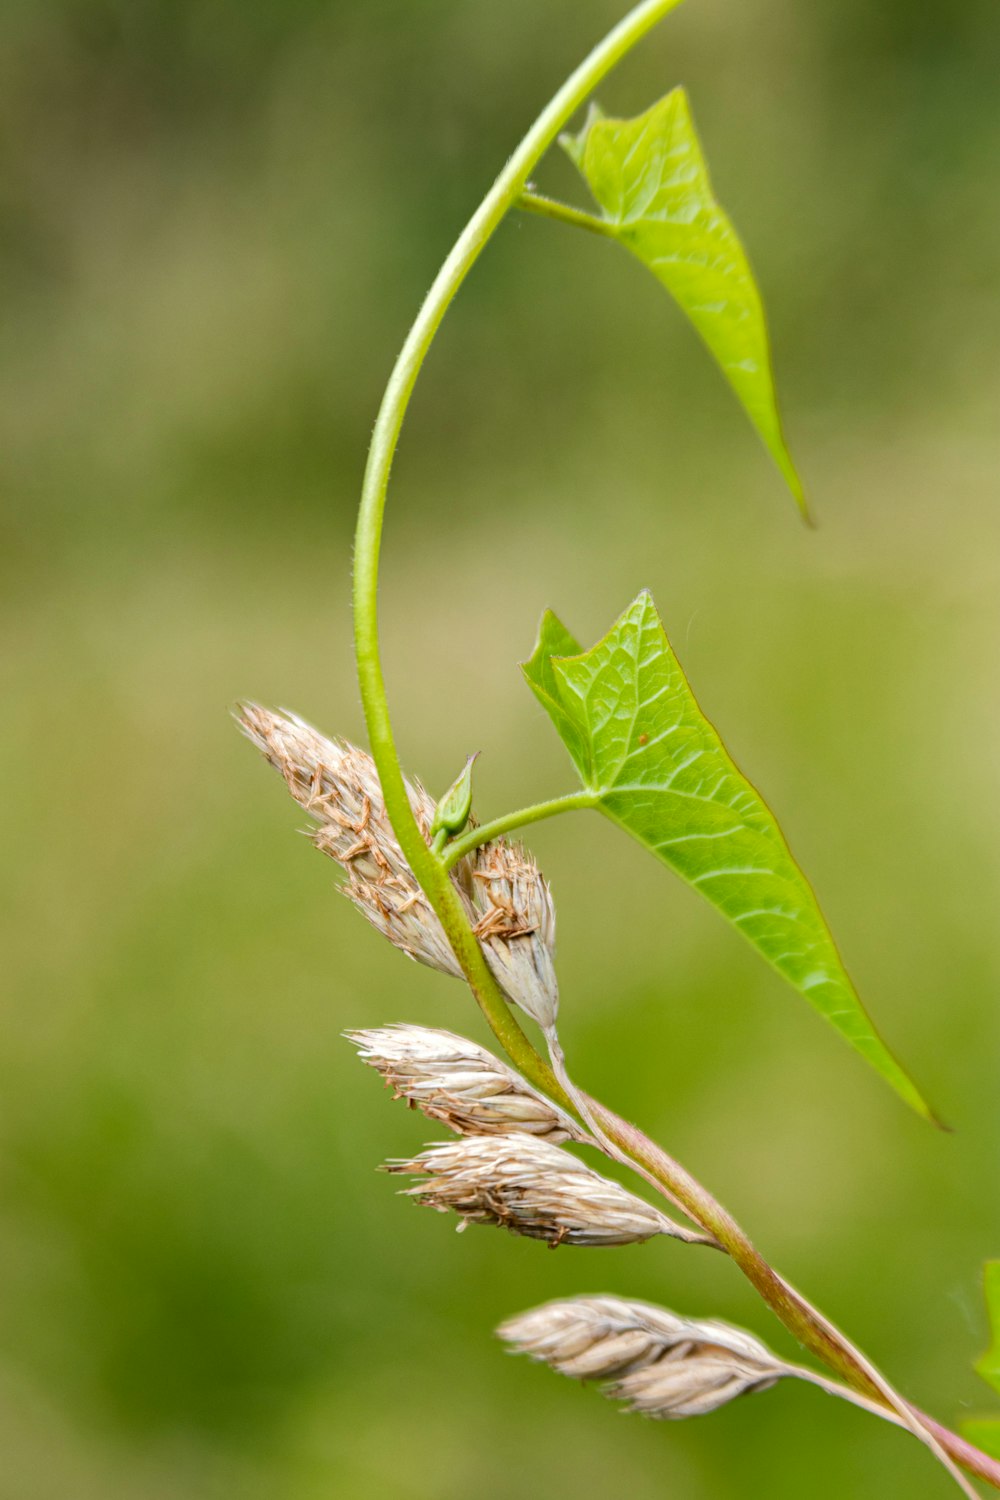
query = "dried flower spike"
xmin=383 ymin=1134 xmax=710 ymax=1247
xmin=237 ymin=704 xmax=468 ymax=976
xmin=498 ymin=1295 xmax=788 ymax=1418
xmin=612 ymin=1342 xmax=782 ymax=1418
xmin=238 ymin=704 xmax=560 ymax=1026
xmin=470 ymin=838 xmax=559 ymax=1029
xmin=346 ymin=1024 xmax=585 ymax=1142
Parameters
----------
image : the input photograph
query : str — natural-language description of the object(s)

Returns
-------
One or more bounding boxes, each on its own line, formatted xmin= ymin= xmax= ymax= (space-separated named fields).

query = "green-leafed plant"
xmin=239 ymin=2 xmax=999 ymax=1492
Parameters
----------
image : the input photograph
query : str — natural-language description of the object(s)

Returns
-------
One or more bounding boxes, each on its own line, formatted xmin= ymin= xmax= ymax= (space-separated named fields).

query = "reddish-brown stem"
xmin=920 ymin=1419 xmax=1000 ymax=1490
xmin=586 ymin=1096 xmax=1000 ymax=1489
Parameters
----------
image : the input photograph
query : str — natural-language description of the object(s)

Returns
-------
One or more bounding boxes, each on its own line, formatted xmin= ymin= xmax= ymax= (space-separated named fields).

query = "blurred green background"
xmin=2 ymin=1 xmax=1000 ymax=1495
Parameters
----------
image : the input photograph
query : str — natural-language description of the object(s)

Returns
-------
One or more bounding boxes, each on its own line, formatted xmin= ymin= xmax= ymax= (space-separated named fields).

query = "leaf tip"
xmin=769 ymin=444 xmax=813 ymax=525
xmin=559 ymin=100 xmax=605 ymax=169
xmin=922 ymin=1100 xmax=952 ymax=1132
xmin=790 ymin=475 xmax=816 ymax=528
xmin=521 ymin=607 xmax=560 ymax=667
xmin=881 ymin=1057 xmax=942 ymax=1127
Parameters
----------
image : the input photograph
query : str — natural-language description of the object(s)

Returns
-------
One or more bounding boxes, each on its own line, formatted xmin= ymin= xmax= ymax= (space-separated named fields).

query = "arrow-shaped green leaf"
xmin=963 ymin=1262 xmax=1000 ymax=1458
xmin=522 ymin=591 xmax=932 ymax=1120
xmin=561 ymin=89 xmax=807 ymax=517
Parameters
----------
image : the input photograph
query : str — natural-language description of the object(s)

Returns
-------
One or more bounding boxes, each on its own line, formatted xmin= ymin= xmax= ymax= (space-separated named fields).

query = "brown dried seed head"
xmin=611 ymin=1347 xmax=781 ymax=1419
xmin=345 ymin=1025 xmax=585 ymax=1143
xmin=498 ymin=1295 xmax=787 ymax=1418
xmin=383 ymin=1135 xmax=705 ymax=1248
xmin=470 ymin=839 xmax=559 ymax=1029
xmin=238 ymin=705 xmax=561 ymax=1022
xmin=236 ymin=704 xmax=463 ymax=975
xmin=237 ymin=702 xmax=435 ymax=832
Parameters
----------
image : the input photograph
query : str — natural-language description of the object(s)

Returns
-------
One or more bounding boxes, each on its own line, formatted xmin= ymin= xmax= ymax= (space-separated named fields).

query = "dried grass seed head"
xmin=470 ymin=839 xmax=559 ymax=1029
xmin=239 ymin=704 xmax=562 ymax=1022
xmin=236 ymin=704 xmax=464 ymax=976
xmin=346 ymin=1024 xmax=585 ymax=1142
xmin=383 ymin=1134 xmax=702 ymax=1247
xmin=611 ymin=1345 xmax=782 ymax=1419
xmin=499 ymin=1294 xmax=787 ymax=1418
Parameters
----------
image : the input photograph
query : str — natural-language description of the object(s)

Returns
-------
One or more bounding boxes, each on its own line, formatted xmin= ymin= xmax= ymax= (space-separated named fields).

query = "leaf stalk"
xmin=517 ymin=189 xmax=617 ymax=238
xmin=441 ymin=790 xmax=598 ymax=870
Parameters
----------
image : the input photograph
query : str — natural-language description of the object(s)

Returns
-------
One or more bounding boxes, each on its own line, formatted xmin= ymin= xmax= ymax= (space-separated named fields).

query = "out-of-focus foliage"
xmin=979 ymin=1263 xmax=1000 ymax=1396
xmin=965 ymin=1265 xmax=1000 ymax=1459
xmin=1 ymin=3 xmax=999 ymax=1498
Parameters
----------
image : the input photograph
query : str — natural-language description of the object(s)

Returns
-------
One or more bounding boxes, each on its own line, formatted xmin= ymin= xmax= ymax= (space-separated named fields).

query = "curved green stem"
xmin=442 ymin=790 xmax=598 ymax=869
xmin=353 ymin=0 xmax=686 ymax=1098
xmin=350 ymin=2 xmax=1000 ymax=1489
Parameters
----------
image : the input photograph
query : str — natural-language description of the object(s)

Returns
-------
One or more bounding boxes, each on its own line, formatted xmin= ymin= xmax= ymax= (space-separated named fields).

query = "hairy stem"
xmin=350 ymin=0 xmax=1000 ymax=1488
xmin=442 ymin=791 xmax=598 ymax=870
xmin=518 ymin=189 xmax=616 ymax=237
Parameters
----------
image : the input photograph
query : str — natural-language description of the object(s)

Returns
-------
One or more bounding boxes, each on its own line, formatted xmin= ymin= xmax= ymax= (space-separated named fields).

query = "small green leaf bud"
xmin=430 ymin=753 xmax=479 ymax=841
